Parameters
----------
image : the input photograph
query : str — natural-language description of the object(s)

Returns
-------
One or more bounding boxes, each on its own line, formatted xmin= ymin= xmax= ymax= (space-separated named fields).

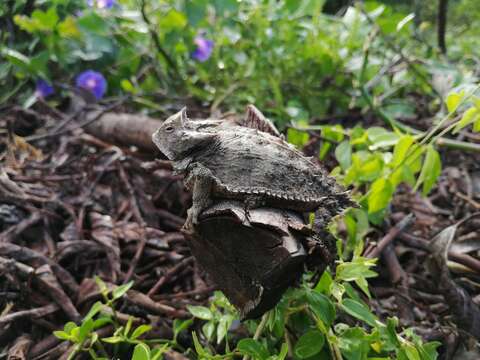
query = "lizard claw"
xmin=182 ymin=207 xmax=199 ymax=234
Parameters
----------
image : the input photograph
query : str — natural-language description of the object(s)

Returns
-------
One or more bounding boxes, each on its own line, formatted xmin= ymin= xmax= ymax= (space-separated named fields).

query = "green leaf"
xmin=77 ymin=12 xmax=110 ymax=35
xmin=320 ymin=125 xmax=345 ymax=159
xmin=368 ymin=131 xmax=400 ymax=150
xmin=112 ymin=281 xmax=134 ymax=300
xmin=131 ymin=324 xmax=152 ymax=340
xmin=368 ymin=178 xmax=394 ymax=214
xmin=216 ymin=314 xmax=230 ymax=344
xmin=237 ymin=339 xmax=269 ymax=360
xmin=294 ymin=329 xmax=325 ymax=358
xmin=335 ymin=140 xmax=352 ymax=170
xmin=341 ymin=299 xmax=378 ymax=327
xmin=159 ymin=9 xmax=187 ymax=32
xmin=58 ymin=16 xmax=81 ymax=38
xmin=124 ymin=317 xmax=133 ymax=337
xmin=276 ymin=343 xmax=289 ymax=360
xmin=287 ymin=128 xmax=309 ymax=148
xmin=121 ymin=79 xmax=137 ymax=94
xmin=187 ymin=305 xmax=213 ymax=320
xmin=402 ymin=344 xmax=421 ymax=360
xmin=445 ymin=91 xmax=464 ymax=113
xmin=84 ymin=301 xmax=103 ymax=322
xmin=64 ymin=321 xmax=77 ymax=334
xmin=70 ymin=327 xmax=81 ymax=342
xmin=95 ymin=276 xmax=108 ymax=294
xmin=474 ymin=117 xmax=480 ymax=132
xmin=32 ymin=7 xmax=59 ymax=31
xmin=213 ymin=0 xmax=239 ymax=14
xmin=79 ymin=319 xmax=94 ymax=342
xmin=150 ymin=344 xmax=171 ymax=360
xmin=192 ymin=331 xmax=209 ymax=356
xmin=314 ymin=270 xmax=333 ymax=295
xmin=418 ymin=341 xmax=441 ymax=360
xmin=132 ymin=343 xmax=151 ymax=360
xmin=355 ymin=276 xmax=372 ymax=298
xmin=413 ymin=145 xmax=441 ymax=196
xmin=53 ymin=330 xmax=71 ymax=340
xmin=173 ymin=318 xmax=193 ymax=341
xmin=391 ymin=135 xmax=415 ymax=167
xmin=185 ymin=0 xmax=208 ymax=26
xmin=307 ymin=291 xmax=335 ymax=328
xmin=92 ymin=316 xmax=112 ymax=329
xmin=202 ymin=321 xmax=215 ymax=341
xmin=396 ymin=13 xmax=415 ymax=31
xmin=2 ymin=48 xmax=31 ymax=72
xmin=337 ymin=326 xmax=375 ymax=359
xmin=102 ymin=336 xmax=124 ymax=344
xmin=385 ymin=317 xmax=401 ymax=347
xmin=453 ymin=106 xmax=479 ymax=133
xmin=336 ymin=258 xmax=377 ymax=283
xmin=357 ymin=154 xmax=384 ymax=182
xmin=13 ymin=14 xmax=38 ymax=33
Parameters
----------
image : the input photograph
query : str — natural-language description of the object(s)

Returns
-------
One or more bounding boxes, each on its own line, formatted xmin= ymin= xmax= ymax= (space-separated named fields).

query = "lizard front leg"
xmin=183 ymin=164 xmax=213 ymax=233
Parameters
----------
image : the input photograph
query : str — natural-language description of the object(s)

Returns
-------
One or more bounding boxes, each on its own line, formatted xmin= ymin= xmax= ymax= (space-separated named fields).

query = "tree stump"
xmin=185 ymin=200 xmax=329 ymax=319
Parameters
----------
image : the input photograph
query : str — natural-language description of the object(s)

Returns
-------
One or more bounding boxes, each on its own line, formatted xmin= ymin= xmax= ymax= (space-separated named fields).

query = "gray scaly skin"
xmin=152 ymin=106 xmax=355 ymax=231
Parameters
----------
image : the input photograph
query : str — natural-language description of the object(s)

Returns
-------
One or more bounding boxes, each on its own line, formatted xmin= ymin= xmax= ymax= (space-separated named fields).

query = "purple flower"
xmin=35 ymin=79 xmax=54 ymax=98
xmin=87 ymin=0 xmax=115 ymax=9
xmin=192 ymin=36 xmax=214 ymax=62
xmin=75 ymin=70 xmax=107 ymax=100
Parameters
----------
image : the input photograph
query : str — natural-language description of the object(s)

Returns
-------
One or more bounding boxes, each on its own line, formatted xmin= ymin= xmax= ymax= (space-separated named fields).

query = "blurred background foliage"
xmin=1 ymin=0 xmax=479 ymax=124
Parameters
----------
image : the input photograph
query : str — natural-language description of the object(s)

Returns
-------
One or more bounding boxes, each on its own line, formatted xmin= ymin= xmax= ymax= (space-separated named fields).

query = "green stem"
xmin=242 ymin=313 xmax=269 ymax=360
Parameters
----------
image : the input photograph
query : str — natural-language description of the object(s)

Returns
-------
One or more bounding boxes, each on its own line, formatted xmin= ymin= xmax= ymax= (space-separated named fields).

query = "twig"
xmin=0 ymin=303 xmax=59 ymax=326
xmin=448 ymin=252 xmax=480 ymax=274
xmin=119 ymin=165 xmax=147 ymax=283
xmin=382 ymin=244 xmax=407 ymax=285
xmin=126 ymin=289 xmax=188 ymax=318
xmin=0 ymin=257 xmax=80 ymax=321
xmin=153 ymin=286 xmax=215 ymax=300
xmin=397 ymin=232 xmax=430 ymax=251
xmin=0 ymin=211 xmax=42 ymax=242
xmin=437 ymin=0 xmax=448 ymax=54
xmin=147 ymin=257 xmax=194 ymax=297
xmin=365 ymin=214 xmax=415 ymax=258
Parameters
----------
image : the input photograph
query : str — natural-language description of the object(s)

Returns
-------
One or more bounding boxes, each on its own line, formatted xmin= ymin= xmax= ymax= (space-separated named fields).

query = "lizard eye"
xmin=165 ymin=126 xmax=174 ymax=133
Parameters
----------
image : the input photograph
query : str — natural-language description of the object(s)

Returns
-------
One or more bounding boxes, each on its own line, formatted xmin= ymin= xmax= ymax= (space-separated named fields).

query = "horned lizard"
xmin=152 ymin=105 xmax=354 ymax=231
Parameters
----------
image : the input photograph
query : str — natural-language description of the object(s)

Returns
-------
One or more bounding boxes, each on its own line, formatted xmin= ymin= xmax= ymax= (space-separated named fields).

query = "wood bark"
xmin=187 ymin=200 xmax=311 ymax=319
xmin=84 ymin=111 xmax=161 ymax=152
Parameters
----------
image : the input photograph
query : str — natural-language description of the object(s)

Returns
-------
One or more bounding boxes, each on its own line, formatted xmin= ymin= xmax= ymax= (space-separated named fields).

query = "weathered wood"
xmin=84 ymin=111 xmax=160 ymax=152
xmin=186 ymin=201 xmax=317 ymax=319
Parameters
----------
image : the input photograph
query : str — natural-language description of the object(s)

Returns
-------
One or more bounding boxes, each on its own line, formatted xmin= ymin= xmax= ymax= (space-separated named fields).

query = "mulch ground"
xmin=1 ymin=102 xmax=479 ymax=359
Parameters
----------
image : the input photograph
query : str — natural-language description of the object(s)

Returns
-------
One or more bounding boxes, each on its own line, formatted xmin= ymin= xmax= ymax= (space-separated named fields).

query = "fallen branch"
xmin=0 ymin=257 xmax=80 ymax=321
xmin=0 ymin=303 xmax=59 ymax=326
xmin=126 ymin=289 xmax=189 ymax=318
xmin=365 ymin=214 xmax=415 ymax=259
xmin=147 ymin=256 xmax=194 ymax=296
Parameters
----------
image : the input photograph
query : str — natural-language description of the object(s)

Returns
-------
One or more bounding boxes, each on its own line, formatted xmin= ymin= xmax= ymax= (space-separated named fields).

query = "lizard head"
xmin=152 ymin=107 xmax=214 ymax=161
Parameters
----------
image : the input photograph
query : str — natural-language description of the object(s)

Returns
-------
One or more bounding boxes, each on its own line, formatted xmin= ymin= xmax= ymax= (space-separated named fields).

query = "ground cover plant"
xmin=1 ymin=0 xmax=480 ymax=359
